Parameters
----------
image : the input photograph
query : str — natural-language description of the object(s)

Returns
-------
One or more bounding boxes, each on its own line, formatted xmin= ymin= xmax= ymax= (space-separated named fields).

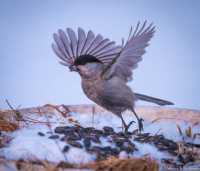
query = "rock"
xmin=38 ymin=132 xmax=45 ymax=136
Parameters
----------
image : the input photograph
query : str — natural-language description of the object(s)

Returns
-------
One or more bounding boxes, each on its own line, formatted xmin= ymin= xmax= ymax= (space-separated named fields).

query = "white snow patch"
xmin=0 ymin=111 xmax=199 ymax=164
xmin=134 ymin=142 xmax=170 ymax=160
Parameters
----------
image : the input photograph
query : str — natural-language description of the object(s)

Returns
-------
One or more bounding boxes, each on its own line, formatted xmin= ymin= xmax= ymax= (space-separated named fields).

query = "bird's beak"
xmin=69 ymin=65 xmax=78 ymax=72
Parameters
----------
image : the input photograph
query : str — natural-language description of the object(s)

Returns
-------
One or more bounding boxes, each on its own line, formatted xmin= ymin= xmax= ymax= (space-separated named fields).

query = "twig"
xmin=44 ymin=104 xmax=70 ymax=118
xmin=5 ymin=99 xmax=28 ymax=126
xmin=5 ymin=99 xmax=23 ymax=121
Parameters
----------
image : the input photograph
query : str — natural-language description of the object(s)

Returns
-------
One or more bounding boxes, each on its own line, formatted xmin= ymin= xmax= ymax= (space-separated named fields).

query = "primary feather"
xmin=103 ymin=21 xmax=155 ymax=82
xmin=52 ymin=27 xmax=121 ymax=66
xmin=52 ymin=21 xmax=155 ymax=82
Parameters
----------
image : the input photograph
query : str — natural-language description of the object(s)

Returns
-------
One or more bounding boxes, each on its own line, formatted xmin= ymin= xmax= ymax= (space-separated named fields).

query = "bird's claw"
xmin=124 ymin=120 xmax=135 ymax=133
xmin=138 ymin=118 xmax=144 ymax=132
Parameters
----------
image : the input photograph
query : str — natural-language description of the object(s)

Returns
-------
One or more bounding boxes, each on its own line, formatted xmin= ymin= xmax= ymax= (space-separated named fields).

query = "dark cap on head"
xmin=74 ymin=55 xmax=102 ymax=66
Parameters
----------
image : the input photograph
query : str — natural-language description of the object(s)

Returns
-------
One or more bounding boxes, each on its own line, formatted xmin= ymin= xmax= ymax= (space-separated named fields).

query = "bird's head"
xmin=69 ymin=55 xmax=104 ymax=79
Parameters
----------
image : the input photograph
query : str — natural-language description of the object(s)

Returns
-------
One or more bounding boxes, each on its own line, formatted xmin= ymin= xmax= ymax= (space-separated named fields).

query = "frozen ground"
xmin=0 ymin=110 xmax=199 ymax=165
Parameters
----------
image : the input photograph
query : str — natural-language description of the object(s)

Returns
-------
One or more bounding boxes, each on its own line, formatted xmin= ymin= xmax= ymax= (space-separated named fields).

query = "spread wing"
xmin=102 ymin=21 xmax=155 ymax=82
xmin=52 ymin=28 xmax=121 ymax=67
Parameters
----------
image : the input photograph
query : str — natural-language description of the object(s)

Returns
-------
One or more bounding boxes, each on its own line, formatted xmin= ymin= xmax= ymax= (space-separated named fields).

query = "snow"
xmin=0 ymin=110 xmax=199 ymax=164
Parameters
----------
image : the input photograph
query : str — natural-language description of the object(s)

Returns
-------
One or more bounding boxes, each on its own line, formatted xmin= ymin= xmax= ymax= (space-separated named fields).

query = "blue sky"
xmin=0 ymin=0 xmax=200 ymax=110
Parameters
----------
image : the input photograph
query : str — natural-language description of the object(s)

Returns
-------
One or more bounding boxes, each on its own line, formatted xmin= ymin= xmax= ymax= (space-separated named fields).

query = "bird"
xmin=52 ymin=21 xmax=174 ymax=132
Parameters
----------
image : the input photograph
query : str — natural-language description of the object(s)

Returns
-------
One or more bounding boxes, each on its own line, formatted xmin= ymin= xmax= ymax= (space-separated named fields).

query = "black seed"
xmin=92 ymin=129 xmax=104 ymax=135
xmin=89 ymin=135 xmax=101 ymax=143
xmin=83 ymin=127 xmax=95 ymax=134
xmin=67 ymin=141 xmax=83 ymax=148
xmin=101 ymin=146 xmax=120 ymax=156
xmin=38 ymin=132 xmax=45 ymax=136
xmin=120 ymin=145 xmax=134 ymax=153
xmin=101 ymin=146 xmax=112 ymax=153
xmin=89 ymin=146 xmax=102 ymax=154
xmin=110 ymin=148 xmax=120 ymax=155
xmin=177 ymin=154 xmax=185 ymax=163
xmin=103 ymin=126 xmax=114 ymax=133
xmin=66 ymin=132 xmax=81 ymax=141
xmin=48 ymin=135 xmax=59 ymax=139
xmin=117 ymin=131 xmax=125 ymax=137
xmin=54 ymin=126 xmax=68 ymax=134
xmin=60 ymin=136 xmax=65 ymax=141
xmin=64 ymin=127 xmax=76 ymax=133
xmin=115 ymin=139 xmax=124 ymax=147
xmin=184 ymin=154 xmax=195 ymax=163
xmin=62 ymin=145 xmax=70 ymax=153
xmin=83 ymin=137 xmax=91 ymax=149
xmin=117 ymin=132 xmax=132 ymax=138
xmin=120 ymin=141 xmax=135 ymax=153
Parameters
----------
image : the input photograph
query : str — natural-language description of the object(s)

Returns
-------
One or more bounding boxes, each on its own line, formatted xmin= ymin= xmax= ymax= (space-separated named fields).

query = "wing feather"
xmin=52 ymin=43 xmax=70 ymax=63
xmin=52 ymin=22 xmax=154 ymax=71
xmin=103 ymin=22 xmax=155 ymax=82
xmin=57 ymin=30 xmax=73 ymax=60
xmin=96 ymin=46 xmax=121 ymax=58
xmin=77 ymin=27 xmax=87 ymax=57
xmin=52 ymin=28 xmax=119 ymax=67
xmin=85 ymin=34 xmax=103 ymax=54
xmin=80 ymin=30 xmax=95 ymax=55
xmin=66 ymin=28 xmax=78 ymax=59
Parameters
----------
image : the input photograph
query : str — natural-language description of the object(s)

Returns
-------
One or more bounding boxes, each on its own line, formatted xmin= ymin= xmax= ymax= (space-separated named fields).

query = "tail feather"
xmin=135 ymin=93 xmax=174 ymax=106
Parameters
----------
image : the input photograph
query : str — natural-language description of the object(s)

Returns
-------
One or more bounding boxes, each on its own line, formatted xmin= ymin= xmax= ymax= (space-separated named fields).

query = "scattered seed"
xmin=38 ymin=132 xmax=45 ymax=136
xmin=83 ymin=137 xmax=91 ymax=149
xmin=103 ymin=126 xmax=114 ymax=135
xmin=62 ymin=145 xmax=70 ymax=153
xmin=54 ymin=126 xmax=68 ymax=134
xmin=67 ymin=141 xmax=83 ymax=148
xmin=48 ymin=135 xmax=59 ymax=139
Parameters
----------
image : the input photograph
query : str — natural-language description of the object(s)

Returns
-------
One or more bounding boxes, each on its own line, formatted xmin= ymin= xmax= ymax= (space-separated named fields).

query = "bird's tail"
xmin=135 ymin=93 xmax=174 ymax=106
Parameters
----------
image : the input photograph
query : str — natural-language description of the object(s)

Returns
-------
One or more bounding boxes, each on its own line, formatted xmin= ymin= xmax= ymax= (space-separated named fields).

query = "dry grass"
xmin=0 ymin=157 xmax=159 ymax=171
xmin=83 ymin=156 xmax=159 ymax=171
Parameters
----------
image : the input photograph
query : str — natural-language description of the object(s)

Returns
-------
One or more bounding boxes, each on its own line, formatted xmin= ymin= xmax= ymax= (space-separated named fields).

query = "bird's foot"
xmin=137 ymin=118 xmax=144 ymax=133
xmin=124 ymin=120 xmax=135 ymax=133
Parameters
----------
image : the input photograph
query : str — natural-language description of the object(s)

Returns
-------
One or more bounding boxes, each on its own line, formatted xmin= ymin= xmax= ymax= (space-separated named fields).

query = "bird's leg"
xmin=119 ymin=114 xmax=134 ymax=133
xmin=131 ymin=108 xmax=144 ymax=132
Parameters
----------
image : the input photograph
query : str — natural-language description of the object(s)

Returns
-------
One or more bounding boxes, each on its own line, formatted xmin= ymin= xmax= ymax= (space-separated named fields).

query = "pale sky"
xmin=0 ymin=0 xmax=200 ymax=110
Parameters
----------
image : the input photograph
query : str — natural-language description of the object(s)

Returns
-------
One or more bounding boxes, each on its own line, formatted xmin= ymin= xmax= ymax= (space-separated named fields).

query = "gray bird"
xmin=52 ymin=21 xmax=174 ymax=132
